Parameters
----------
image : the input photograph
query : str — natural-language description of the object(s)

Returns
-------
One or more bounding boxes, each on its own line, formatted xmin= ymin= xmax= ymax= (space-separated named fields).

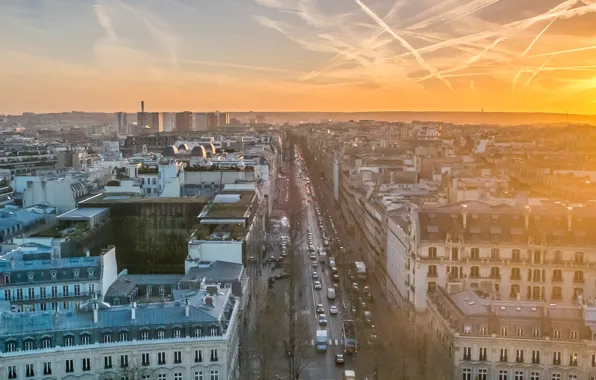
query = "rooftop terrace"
xmin=199 ymin=191 xmax=255 ymax=219
xmin=81 ymin=193 xmax=211 ymax=204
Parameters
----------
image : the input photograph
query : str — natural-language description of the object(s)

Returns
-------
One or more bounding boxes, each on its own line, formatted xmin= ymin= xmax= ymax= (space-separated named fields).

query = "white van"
xmin=327 ymin=288 xmax=336 ymax=300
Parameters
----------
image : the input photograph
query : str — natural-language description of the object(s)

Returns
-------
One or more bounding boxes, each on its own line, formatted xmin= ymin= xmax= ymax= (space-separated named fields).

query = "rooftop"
xmin=182 ymin=261 xmax=243 ymax=284
xmin=199 ymin=191 xmax=255 ymax=219
xmin=57 ymin=207 xmax=109 ymax=220
xmin=80 ymin=193 xmax=211 ymax=204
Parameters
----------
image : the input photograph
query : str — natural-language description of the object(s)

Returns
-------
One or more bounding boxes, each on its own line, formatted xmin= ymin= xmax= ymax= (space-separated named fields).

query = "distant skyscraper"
xmin=162 ymin=112 xmax=175 ymax=132
xmin=207 ymin=113 xmax=219 ymax=130
xmin=115 ymin=112 xmax=128 ymax=133
xmin=136 ymin=102 xmax=163 ymax=133
xmin=194 ymin=113 xmax=208 ymax=131
xmin=175 ymin=111 xmax=194 ymax=131
xmin=218 ymin=112 xmax=230 ymax=126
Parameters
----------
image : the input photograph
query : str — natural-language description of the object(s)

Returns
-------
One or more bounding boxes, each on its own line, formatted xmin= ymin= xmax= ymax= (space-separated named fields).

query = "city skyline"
xmin=1 ymin=0 xmax=595 ymax=115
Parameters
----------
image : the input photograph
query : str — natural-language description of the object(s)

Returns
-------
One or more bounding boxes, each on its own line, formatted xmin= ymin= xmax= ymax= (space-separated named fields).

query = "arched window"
xmin=428 ymin=247 xmax=437 ymax=258
xmin=428 ymin=265 xmax=437 ymax=277
xmin=510 ymin=285 xmax=520 ymax=298
xmin=470 ymin=266 xmax=480 ymax=278
xmin=470 ymin=248 xmax=480 ymax=260
xmin=427 ymin=282 xmax=437 ymax=294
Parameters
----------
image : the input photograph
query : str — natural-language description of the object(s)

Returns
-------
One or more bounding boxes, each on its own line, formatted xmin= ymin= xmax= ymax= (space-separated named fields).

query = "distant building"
xmin=194 ymin=113 xmax=208 ymax=131
xmin=256 ymin=115 xmax=266 ymax=124
xmin=137 ymin=112 xmax=163 ymax=133
xmin=162 ymin=112 xmax=175 ymax=132
xmin=115 ymin=112 xmax=128 ymax=133
xmin=15 ymin=176 xmax=88 ymax=214
xmin=207 ymin=113 xmax=219 ymax=130
xmin=176 ymin=111 xmax=194 ymax=132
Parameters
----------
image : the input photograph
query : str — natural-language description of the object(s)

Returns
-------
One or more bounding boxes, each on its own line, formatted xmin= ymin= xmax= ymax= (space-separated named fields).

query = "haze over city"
xmin=1 ymin=0 xmax=595 ymax=115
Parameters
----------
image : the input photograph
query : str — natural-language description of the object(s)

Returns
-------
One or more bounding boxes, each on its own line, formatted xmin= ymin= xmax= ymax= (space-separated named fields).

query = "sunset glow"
xmin=1 ymin=0 xmax=596 ymax=114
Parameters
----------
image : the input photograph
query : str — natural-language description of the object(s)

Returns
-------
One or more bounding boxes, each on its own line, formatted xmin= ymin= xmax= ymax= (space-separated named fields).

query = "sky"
xmin=0 ymin=0 xmax=595 ymax=114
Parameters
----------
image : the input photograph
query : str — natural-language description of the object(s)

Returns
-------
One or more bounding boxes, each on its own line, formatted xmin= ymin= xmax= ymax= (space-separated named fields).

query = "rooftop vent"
xmin=204 ymin=296 xmax=214 ymax=307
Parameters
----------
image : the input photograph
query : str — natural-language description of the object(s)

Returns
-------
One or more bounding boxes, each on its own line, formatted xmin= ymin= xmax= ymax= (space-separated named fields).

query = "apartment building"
xmin=387 ymin=201 xmax=596 ymax=313
xmin=0 ymin=283 xmax=239 ymax=380
xmin=428 ymin=286 xmax=596 ymax=380
xmin=0 ymin=246 xmax=118 ymax=312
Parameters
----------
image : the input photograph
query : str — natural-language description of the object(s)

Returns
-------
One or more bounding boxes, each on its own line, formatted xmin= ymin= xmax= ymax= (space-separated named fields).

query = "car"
xmin=332 ymin=274 xmax=340 ymax=282
xmin=310 ymin=254 xmax=317 ymax=260
xmin=316 ymin=304 xmax=325 ymax=314
xmin=312 ymin=271 xmax=319 ymax=279
xmin=311 ymin=261 xmax=318 ymax=268
xmin=330 ymin=305 xmax=338 ymax=315
xmin=335 ymin=354 xmax=345 ymax=365
xmin=314 ymin=281 xmax=322 ymax=290
xmin=318 ymin=315 xmax=328 ymax=325
xmin=352 ymin=283 xmax=359 ymax=291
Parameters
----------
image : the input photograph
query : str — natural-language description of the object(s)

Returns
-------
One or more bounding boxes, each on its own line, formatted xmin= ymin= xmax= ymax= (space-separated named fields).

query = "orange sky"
xmin=0 ymin=0 xmax=595 ymax=115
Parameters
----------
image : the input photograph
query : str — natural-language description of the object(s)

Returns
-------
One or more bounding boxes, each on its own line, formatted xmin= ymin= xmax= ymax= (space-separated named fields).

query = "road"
xmin=295 ymin=150 xmax=356 ymax=380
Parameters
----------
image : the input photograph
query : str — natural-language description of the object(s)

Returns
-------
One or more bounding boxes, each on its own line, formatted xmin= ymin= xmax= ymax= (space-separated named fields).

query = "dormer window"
xmin=210 ymin=327 xmax=218 ymax=336
xmin=157 ymin=330 xmax=165 ymax=339
xmin=87 ymin=268 xmax=94 ymax=278
xmin=51 ymin=271 xmax=57 ymax=280
xmin=174 ymin=329 xmax=181 ymax=338
xmin=42 ymin=337 xmax=52 ymax=348
xmin=159 ymin=286 xmax=165 ymax=296
xmin=6 ymin=341 xmax=16 ymax=352
xmin=194 ymin=328 xmax=203 ymax=338
xmin=64 ymin=336 xmax=74 ymax=347
xmin=73 ymin=270 xmax=79 ymax=279
xmin=27 ymin=272 xmax=34 ymax=281
xmin=4 ymin=274 xmax=10 ymax=284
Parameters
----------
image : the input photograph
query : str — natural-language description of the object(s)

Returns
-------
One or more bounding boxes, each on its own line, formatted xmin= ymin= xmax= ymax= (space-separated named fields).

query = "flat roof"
xmin=200 ymin=191 xmax=255 ymax=219
xmin=81 ymin=193 xmax=211 ymax=204
xmin=57 ymin=207 xmax=109 ymax=220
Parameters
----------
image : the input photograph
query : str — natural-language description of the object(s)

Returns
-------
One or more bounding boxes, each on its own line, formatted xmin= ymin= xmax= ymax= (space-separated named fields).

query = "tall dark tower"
xmin=141 ymin=101 xmax=145 ymax=112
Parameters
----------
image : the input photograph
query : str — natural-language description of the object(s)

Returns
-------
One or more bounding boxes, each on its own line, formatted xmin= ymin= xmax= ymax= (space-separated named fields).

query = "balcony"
xmin=552 ymin=277 xmax=564 ymax=283
xmin=489 ymin=274 xmax=501 ymax=280
xmin=427 ymin=272 xmax=438 ymax=278
xmin=510 ymin=276 xmax=522 ymax=281
xmin=573 ymin=278 xmax=585 ymax=284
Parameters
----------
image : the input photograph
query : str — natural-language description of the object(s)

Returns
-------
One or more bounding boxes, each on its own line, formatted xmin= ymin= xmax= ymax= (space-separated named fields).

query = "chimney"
xmin=85 ymin=248 xmax=90 ymax=258
xmin=185 ymin=298 xmax=190 ymax=317
xmin=524 ymin=205 xmax=531 ymax=229
xmin=567 ymin=206 xmax=573 ymax=232
xmin=93 ymin=301 xmax=99 ymax=324
xmin=205 ymin=296 xmax=213 ymax=307
xmin=131 ymin=302 xmax=136 ymax=320
xmin=461 ymin=203 xmax=468 ymax=228
xmin=141 ymin=100 xmax=145 ymax=113
xmin=10 ymin=256 xmax=15 ymax=270
xmin=206 ymin=285 xmax=218 ymax=296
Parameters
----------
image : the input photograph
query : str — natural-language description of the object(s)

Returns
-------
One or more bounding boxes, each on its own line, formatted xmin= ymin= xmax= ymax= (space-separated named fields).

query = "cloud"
xmin=253 ymin=15 xmax=289 ymax=34
xmin=93 ymin=3 xmax=117 ymax=40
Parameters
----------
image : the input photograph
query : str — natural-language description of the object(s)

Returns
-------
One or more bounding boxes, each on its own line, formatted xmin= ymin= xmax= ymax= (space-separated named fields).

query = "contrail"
xmin=354 ymin=0 xmax=453 ymax=91
xmin=529 ymin=45 xmax=596 ymax=58
xmin=522 ymin=57 xmax=551 ymax=90
xmin=466 ymin=37 xmax=506 ymax=64
xmin=512 ymin=69 xmax=524 ymax=91
xmin=438 ymin=0 xmax=501 ymax=27
xmin=521 ymin=16 xmax=558 ymax=56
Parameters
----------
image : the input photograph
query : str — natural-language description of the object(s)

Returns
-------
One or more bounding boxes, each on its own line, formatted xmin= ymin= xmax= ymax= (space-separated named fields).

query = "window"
xmin=42 ymin=337 xmax=51 ymax=348
xmin=16 ymin=288 xmax=23 ymax=300
xmin=480 ymin=326 xmax=488 ymax=335
xmin=516 ymin=349 xmax=524 ymax=363
xmin=575 ymin=251 xmax=584 ymax=264
xmin=174 ymin=329 xmax=181 ymax=338
xmin=8 ymin=365 xmax=17 ymax=379
xmin=174 ymin=351 xmax=182 ymax=364
xmin=530 ymin=372 xmax=539 ymax=380
xmin=28 ymin=287 xmax=34 ymax=299
xmin=104 ymin=356 xmax=113 ymax=369
xmin=501 ymin=327 xmax=508 ymax=336
xmin=553 ymin=351 xmax=561 ymax=365
xmin=568 ymin=376 xmax=578 ymax=380
xmin=428 ymin=247 xmax=437 ymax=258
xmin=140 ymin=330 xmax=149 ymax=340
xmin=490 ymin=267 xmax=500 ymax=279
xmin=499 ymin=370 xmax=508 ymax=380
xmin=532 ymin=350 xmax=540 ymax=364
xmin=516 ymin=328 xmax=524 ymax=337
xmin=120 ymin=354 xmax=129 ymax=368
xmin=210 ymin=327 xmax=218 ymax=336
xmin=569 ymin=352 xmax=578 ymax=366
xmin=428 ymin=265 xmax=437 ymax=277
xmin=83 ymin=358 xmax=91 ymax=371
xmin=210 ymin=349 xmax=219 ymax=362
xmin=194 ymin=328 xmax=203 ymax=337
xmin=24 ymin=339 xmax=33 ymax=350
xmin=470 ymin=247 xmax=480 ymax=260
xmin=158 ymin=375 xmax=167 ymax=380
xmin=478 ymin=369 xmax=487 ymax=380
xmin=65 ymin=359 xmax=74 ymax=373
xmin=89 ymin=283 xmax=95 ymax=294
xmin=64 ymin=336 xmax=74 ymax=346
xmin=43 ymin=362 xmax=52 ymax=375
xmin=6 ymin=341 xmax=16 ymax=352
xmin=158 ymin=330 xmax=165 ymax=339
xmin=570 ymin=331 xmax=578 ymax=340
xmin=26 ymin=364 xmax=35 ymax=377
xmin=552 ymin=375 xmax=561 ymax=380
xmin=463 ymin=368 xmax=472 ymax=380
xmin=462 ymin=347 xmax=471 ymax=360
xmin=195 ymin=372 xmax=203 ymax=380
xmin=514 ymin=371 xmax=524 ymax=380
xmin=491 ymin=248 xmax=500 ymax=260
xmin=532 ymin=328 xmax=540 ymax=338
xmin=195 ymin=350 xmax=203 ymax=363
xmin=120 ymin=332 xmax=128 ymax=341
xmin=63 ymin=285 xmax=69 ymax=296
xmin=142 ymin=353 xmax=150 ymax=366
xmin=209 ymin=370 xmax=219 ymax=380
xmin=158 ymin=352 xmax=166 ymax=365
xmin=470 ymin=266 xmax=480 ymax=278
xmin=74 ymin=284 xmax=81 ymax=296
xmin=554 ymin=330 xmax=561 ymax=339
xmin=174 ymin=374 xmax=183 ymax=380
xmin=479 ymin=347 xmax=487 ymax=361
xmin=4 ymin=289 xmax=11 ymax=301
xmin=500 ymin=348 xmax=508 ymax=362
xmin=452 ymin=247 xmax=459 ymax=260
xmin=104 ymin=333 xmax=112 ymax=343
xmin=81 ymin=334 xmax=90 ymax=345
xmin=552 ymin=286 xmax=562 ymax=300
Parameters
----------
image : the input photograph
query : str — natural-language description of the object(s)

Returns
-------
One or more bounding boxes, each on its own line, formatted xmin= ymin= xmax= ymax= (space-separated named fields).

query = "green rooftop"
xmin=200 ymin=191 xmax=255 ymax=219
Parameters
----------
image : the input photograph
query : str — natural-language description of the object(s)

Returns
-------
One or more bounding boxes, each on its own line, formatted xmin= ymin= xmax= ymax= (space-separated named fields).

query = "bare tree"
xmin=96 ymin=357 xmax=155 ymax=380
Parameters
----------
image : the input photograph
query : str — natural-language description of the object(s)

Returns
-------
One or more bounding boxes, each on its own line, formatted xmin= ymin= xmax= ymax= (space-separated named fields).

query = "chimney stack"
xmin=185 ymin=298 xmax=190 ymax=318
xmin=93 ymin=301 xmax=98 ymax=324
xmin=141 ymin=101 xmax=145 ymax=113
xmin=205 ymin=296 xmax=213 ymax=307
xmin=567 ymin=206 xmax=573 ymax=232
xmin=131 ymin=302 xmax=136 ymax=320
xmin=461 ymin=204 xmax=468 ymax=228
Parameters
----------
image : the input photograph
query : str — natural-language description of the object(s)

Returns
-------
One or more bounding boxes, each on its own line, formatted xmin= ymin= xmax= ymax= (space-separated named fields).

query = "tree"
xmin=96 ymin=357 xmax=156 ymax=380
xmin=282 ymin=138 xmax=315 ymax=379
